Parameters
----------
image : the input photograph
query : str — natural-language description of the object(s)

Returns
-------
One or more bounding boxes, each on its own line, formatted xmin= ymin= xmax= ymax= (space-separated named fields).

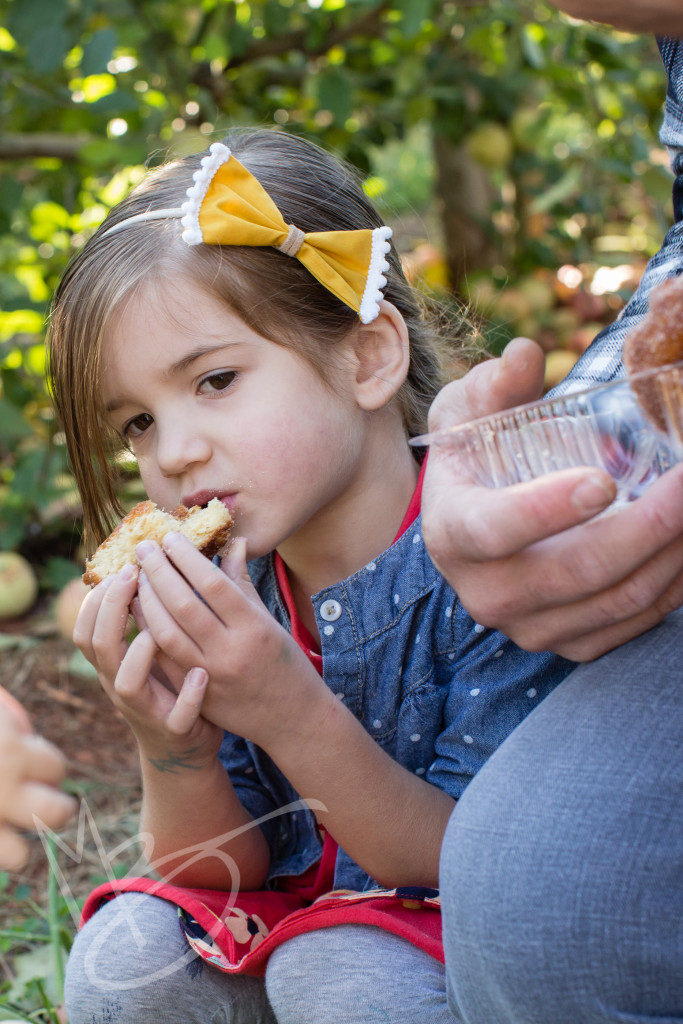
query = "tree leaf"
xmin=315 ymin=67 xmax=352 ymax=125
xmin=26 ymin=25 xmax=70 ymax=74
xmin=0 ymin=399 xmax=32 ymax=442
xmin=81 ymin=28 xmax=118 ymax=78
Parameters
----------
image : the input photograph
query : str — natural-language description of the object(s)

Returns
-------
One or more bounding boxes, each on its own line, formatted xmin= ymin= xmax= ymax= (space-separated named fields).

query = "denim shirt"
xmin=218 ymin=515 xmax=574 ymax=892
xmin=553 ymin=37 xmax=683 ymax=396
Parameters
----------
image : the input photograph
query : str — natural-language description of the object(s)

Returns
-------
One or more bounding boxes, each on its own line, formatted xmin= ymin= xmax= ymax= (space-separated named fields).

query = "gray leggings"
xmin=64 ymin=892 xmax=456 ymax=1023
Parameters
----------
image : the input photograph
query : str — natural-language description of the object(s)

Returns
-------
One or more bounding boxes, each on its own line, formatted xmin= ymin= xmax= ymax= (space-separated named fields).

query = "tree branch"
xmin=190 ymin=1 xmax=392 ymax=100
xmin=0 ymin=133 xmax=93 ymax=161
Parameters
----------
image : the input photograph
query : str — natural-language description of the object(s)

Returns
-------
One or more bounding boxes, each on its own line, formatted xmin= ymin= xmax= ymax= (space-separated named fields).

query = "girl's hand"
xmin=0 ymin=692 xmax=76 ymax=870
xmin=73 ymin=569 xmax=223 ymax=769
xmin=134 ymin=537 xmax=453 ymax=889
xmin=134 ymin=535 xmax=325 ymax=745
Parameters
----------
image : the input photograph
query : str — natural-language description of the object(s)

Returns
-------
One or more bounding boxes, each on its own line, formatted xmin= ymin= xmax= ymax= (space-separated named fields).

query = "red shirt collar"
xmin=275 ymin=458 xmax=426 ymax=667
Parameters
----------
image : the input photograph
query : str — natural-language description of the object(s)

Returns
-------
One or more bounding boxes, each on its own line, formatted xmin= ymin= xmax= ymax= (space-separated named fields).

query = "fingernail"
xmin=571 ymin=475 xmax=614 ymax=515
xmin=162 ymin=531 xmax=181 ymax=550
xmin=187 ymin=667 xmax=208 ymax=688
xmin=119 ymin=563 xmax=137 ymax=581
xmin=100 ymin=575 xmax=115 ymax=590
xmin=136 ymin=540 xmax=156 ymax=560
xmin=502 ymin=337 xmax=527 ymax=370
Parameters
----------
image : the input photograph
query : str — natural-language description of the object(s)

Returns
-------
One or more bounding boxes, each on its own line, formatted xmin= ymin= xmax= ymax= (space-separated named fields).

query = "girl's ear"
xmin=350 ymin=301 xmax=410 ymax=411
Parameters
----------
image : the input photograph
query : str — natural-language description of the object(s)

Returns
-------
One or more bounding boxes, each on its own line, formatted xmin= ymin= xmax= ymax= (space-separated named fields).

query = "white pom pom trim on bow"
xmin=359 ymin=226 xmax=392 ymax=324
xmin=180 ymin=142 xmax=233 ymax=245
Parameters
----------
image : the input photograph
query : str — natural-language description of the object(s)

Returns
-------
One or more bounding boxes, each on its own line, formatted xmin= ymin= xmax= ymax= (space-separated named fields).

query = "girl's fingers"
xmin=221 ymin=536 xmax=251 ymax=584
xmin=114 ymin=628 xmax=161 ymax=704
xmin=87 ymin=567 xmax=140 ymax=682
xmin=136 ymin=564 xmax=204 ymax=664
xmin=131 ymin=594 xmax=147 ymax=631
xmin=165 ymin=667 xmax=209 ymax=735
xmin=72 ymin=576 xmax=115 ymax=656
xmin=161 ymin=533 xmax=258 ymax=625
xmin=153 ymin=651 xmax=187 ymax=694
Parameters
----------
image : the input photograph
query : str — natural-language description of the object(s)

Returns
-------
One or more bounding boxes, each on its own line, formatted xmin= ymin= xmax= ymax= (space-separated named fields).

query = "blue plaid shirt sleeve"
xmin=549 ymin=37 xmax=683 ymax=397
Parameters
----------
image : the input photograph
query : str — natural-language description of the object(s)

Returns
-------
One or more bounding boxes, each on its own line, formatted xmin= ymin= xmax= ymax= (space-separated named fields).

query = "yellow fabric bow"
xmin=180 ymin=143 xmax=392 ymax=324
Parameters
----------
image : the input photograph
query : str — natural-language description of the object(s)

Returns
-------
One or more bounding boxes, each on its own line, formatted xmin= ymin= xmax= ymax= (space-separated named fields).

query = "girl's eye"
xmin=199 ymin=370 xmax=236 ymax=394
xmin=122 ymin=412 xmax=153 ymax=439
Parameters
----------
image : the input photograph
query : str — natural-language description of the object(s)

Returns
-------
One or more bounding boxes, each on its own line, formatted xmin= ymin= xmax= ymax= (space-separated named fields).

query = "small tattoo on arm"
xmin=147 ymin=746 xmax=205 ymax=773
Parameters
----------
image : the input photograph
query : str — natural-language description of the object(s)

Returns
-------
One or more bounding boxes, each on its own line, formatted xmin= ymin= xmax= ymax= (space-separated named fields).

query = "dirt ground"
xmin=1 ymin=595 xmax=143 ymax=918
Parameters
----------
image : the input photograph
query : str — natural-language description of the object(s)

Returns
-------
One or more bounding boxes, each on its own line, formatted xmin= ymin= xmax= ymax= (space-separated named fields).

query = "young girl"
xmin=48 ymin=129 xmax=574 ymax=1024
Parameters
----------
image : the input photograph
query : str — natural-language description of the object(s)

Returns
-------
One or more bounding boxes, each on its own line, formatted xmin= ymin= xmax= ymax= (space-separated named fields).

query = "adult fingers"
xmin=422 ymin=465 xmax=616 ymax=569
xmin=509 ymin=534 xmax=683 ymax=657
xmin=521 ymin=463 xmax=683 ymax=603
xmin=427 ymin=338 xmax=546 ymax=433
xmin=165 ymin=668 xmax=209 ymax=736
xmin=424 ymin=463 xmax=683 ymax=647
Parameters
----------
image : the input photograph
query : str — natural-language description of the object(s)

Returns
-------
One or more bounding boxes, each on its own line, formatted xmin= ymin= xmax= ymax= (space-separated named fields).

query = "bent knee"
xmin=64 ymin=894 xmax=200 ymax=1023
xmin=266 ymin=925 xmax=451 ymax=1024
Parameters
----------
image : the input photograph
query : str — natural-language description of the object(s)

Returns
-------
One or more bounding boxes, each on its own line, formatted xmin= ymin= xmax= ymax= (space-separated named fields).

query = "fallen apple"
xmin=54 ymin=577 xmax=91 ymax=641
xmin=0 ymin=552 xmax=39 ymax=621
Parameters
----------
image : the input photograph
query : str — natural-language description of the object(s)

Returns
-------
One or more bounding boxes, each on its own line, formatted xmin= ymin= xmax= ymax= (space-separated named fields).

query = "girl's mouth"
xmin=182 ymin=490 xmax=236 ymax=514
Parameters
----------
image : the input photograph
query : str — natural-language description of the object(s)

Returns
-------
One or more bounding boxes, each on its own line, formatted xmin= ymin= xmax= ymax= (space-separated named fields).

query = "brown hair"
xmin=47 ymin=128 xmax=471 ymax=547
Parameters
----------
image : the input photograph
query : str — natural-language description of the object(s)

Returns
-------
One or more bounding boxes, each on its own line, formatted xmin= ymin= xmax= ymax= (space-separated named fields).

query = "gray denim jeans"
xmin=441 ymin=608 xmax=683 ymax=1024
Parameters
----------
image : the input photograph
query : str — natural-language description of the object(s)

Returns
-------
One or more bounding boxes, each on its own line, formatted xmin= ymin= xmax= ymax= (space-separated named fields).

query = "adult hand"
xmin=547 ymin=0 xmax=683 ymax=35
xmin=0 ymin=690 xmax=76 ymax=870
xmin=421 ymin=338 xmax=683 ymax=661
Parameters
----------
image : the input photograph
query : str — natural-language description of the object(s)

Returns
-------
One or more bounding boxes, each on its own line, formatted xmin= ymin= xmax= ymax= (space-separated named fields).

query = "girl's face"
xmin=101 ymin=277 xmax=376 ymax=560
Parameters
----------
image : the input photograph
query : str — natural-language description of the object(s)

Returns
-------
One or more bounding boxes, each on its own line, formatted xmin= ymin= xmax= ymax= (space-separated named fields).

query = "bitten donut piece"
xmin=623 ymin=276 xmax=683 ymax=432
xmin=82 ymin=497 xmax=233 ymax=585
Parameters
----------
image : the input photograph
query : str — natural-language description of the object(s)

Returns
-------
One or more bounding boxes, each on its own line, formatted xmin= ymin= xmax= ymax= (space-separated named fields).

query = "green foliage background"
xmin=0 ymin=0 xmax=673 ymax=579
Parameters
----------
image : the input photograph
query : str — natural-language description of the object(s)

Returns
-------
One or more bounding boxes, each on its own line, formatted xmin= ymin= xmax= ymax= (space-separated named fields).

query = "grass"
xmin=0 ymin=836 xmax=73 ymax=1023
xmin=0 ymin=819 xmax=141 ymax=1023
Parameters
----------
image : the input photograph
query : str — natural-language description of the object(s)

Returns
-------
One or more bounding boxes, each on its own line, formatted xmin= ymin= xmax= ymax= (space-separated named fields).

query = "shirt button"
xmin=320 ymin=599 xmax=342 ymax=622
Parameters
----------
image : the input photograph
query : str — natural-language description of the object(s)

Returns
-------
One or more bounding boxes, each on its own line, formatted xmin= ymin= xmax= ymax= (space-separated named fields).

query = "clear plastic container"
xmin=411 ymin=361 xmax=683 ymax=506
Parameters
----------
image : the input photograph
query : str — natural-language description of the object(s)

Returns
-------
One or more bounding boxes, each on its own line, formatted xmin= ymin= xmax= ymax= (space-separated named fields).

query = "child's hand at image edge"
xmin=0 ymin=688 xmax=76 ymax=870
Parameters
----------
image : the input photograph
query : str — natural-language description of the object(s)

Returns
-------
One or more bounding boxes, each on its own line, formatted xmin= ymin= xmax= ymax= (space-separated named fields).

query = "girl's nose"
xmin=155 ymin=419 xmax=212 ymax=476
